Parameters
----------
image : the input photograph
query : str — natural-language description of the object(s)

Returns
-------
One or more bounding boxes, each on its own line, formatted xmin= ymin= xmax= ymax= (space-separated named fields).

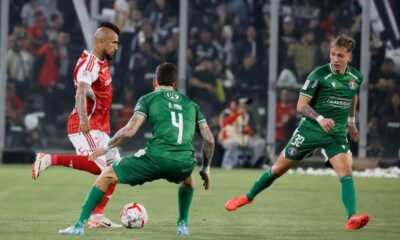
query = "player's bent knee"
xmin=181 ymin=175 xmax=194 ymax=188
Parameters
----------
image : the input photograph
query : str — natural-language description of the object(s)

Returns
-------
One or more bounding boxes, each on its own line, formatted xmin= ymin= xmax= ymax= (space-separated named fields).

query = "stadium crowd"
xmin=5 ymin=0 xmax=400 ymax=165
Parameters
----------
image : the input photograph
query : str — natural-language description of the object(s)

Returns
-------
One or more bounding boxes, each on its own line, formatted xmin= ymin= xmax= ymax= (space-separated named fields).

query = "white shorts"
xmin=68 ymin=130 xmax=121 ymax=171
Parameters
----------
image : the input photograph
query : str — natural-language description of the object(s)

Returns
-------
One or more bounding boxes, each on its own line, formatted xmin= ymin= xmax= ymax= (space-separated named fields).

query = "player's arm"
xmin=89 ymin=113 xmax=145 ymax=161
xmin=348 ymin=95 xmax=359 ymax=141
xmin=297 ymin=95 xmax=335 ymax=132
xmin=76 ymin=82 xmax=95 ymax=132
xmin=196 ymin=121 xmax=215 ymax=190
xmin=107 ymin=112 xmax=146 ymax=148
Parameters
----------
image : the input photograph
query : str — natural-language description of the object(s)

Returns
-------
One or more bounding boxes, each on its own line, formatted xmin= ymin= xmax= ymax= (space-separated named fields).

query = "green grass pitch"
xmin=0 ymin=165 xmax=399 ymax=240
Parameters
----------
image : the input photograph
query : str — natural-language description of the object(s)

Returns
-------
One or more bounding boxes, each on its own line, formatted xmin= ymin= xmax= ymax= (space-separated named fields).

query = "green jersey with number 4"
xmin=299 ymin=64 xmax=363 ymax=136
xmin=134 ymin=89 xmax=206 ymax=161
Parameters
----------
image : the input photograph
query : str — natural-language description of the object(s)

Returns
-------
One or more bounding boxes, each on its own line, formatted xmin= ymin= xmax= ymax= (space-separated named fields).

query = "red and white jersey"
xmin=67 ymin=50 xmax=113 ymax=134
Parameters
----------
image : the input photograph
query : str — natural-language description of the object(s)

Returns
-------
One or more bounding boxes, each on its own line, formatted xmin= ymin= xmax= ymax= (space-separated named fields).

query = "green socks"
xmin=74 ymin=186 xmax=105 ymax=227
xmin=341 ymin=176 xmax=356 ymax=219
xmin=246 ymin=168 xmax=277 ymax=201
xmin=177 ymin=186 xmax=194 ymax=225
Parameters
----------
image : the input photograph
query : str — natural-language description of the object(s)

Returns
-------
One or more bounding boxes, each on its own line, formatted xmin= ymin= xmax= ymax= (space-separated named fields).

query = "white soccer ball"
xmin=120 ymin=202 xmax=148 ymax=229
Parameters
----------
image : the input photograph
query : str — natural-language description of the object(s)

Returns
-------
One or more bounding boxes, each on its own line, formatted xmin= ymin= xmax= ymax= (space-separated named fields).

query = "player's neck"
xmin=155 ymin=86 xmax=174 ymax=91
xmin=91 ymin=48 xmax=105 ymax=61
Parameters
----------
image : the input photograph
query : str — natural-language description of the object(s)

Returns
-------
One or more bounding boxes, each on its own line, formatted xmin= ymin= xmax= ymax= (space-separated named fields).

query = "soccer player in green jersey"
xmin=58 ymin=63 xmax=215 ymax=236
xmin=225 ymin=34 xmax=370 ymax=230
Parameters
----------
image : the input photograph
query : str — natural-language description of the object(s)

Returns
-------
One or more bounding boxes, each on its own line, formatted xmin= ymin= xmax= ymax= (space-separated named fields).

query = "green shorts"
xmin=112 ymin=152 xmax=196 ymax=186
xmin=282 ymin=126 xmax=350 ymax=162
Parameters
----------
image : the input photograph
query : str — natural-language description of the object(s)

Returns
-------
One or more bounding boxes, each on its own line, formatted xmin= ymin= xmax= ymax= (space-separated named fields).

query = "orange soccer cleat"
xmin=225 ymin=195 xmax=253 ymax=211
xmin=345 ymin=214 xmax=370 ymax=230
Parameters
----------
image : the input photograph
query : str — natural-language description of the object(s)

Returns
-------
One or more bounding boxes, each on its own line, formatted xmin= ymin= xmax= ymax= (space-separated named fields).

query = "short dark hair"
xmin=156 ymin=63 xmax=177 ymax=86
xmin=330 ymin=34 xmax=356 ymax=53
xmin=98 ymin=22 xmax=120 ymax=35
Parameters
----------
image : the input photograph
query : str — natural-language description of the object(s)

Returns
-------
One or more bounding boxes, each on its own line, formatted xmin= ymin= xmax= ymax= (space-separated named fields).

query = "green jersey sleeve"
xmin=134 ymin=96 xmax=148 ymax=118
xmin=300 ymin=70 xmax=320 ymax=99
xmin=195 ymin=104 xmax=206 ymax=124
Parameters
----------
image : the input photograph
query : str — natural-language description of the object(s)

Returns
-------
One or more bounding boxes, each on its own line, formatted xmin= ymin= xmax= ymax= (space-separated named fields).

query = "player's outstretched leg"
xmin=177 ymin=177 xmax=194 ymax=236
xmin=32 ymin=153 xmax=51 ymax=180
xmin=346 ymin=214 xmax=370 ymax=230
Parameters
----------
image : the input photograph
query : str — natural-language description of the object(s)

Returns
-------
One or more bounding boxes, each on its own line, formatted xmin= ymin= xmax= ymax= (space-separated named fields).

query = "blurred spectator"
xmin=213 ymin=25 xmax=235 ymax=69
xmin=114 ymin=0 xmax=131 ymax=31
xmin=23 ymin=113 xmax=47 ymax=149
xmin=5 ymin=84 xmax=25 ymax=148
xmin=276 ymin=61 xmax=302 ymax=89
xmin=380 ymin=92 xmax=400 ymax=157
xmin=28 ymin=9 xmax=48 ymax=54
xmin=32 ymin=38 xmax=60 ymax=124
xmin=20 ymin=0 xmax=46 ymax=27
xmin=7 ymin=24 xmax=27 ymax=49
xmin=275 ymin=89 xmax=296 ymax=150
xmin=144 ymin=0 xmax=173 ymax=38
xmin=218 ymin=98 xmax=266 ymax=169
xmin=115 ymin=89 xmax=135 ymax=130
xmin=278 ymin=16 xmax=297 ymax=68
xmin=315 ymin=39 xmax=330 ymax=66
xmin=235 ymin=54 xmax=265 ymax=96
xmin=188 ymin=58 xmax=220 ymax=117
xmin=7 ymin=32 xmax=34 ymax=98
xmin=369 ymin=58 xmax=400 ymax=111
xmin=193 ymin=27 xmax=218 ymax=65
xmin=47 ymin=11 xmax=64 ymax=38
xmin=286 ymin=29 xmax=317 ymax=81
xmin=237 ymin=25 xmax=264 ymax=63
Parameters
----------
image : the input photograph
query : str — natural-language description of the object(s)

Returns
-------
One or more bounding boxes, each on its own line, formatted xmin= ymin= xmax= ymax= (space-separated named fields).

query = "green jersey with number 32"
xmin=134 ymin=89 xmax=206 ymax=161
xmin=299 ymin=64 xmax=363 ymax=136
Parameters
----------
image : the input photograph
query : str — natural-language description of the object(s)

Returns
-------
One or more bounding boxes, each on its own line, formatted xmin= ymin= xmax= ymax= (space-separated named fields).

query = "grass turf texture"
xmin=0 ymin=165 xmax=399 ymax=240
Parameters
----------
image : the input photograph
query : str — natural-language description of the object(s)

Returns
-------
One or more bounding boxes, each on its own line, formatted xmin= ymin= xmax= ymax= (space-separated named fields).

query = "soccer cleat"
xmin=345 ymin=214 xmax=370 ymax=230
xmin=87 ymin=214 xmax=122 ymax=228
xmin=32 ymin=153 xmax=51 ymax=180
xmin=225 ymin=195 xmax=253 ymax=211
xmin=177 ymin=220 xmax=189 ymax=236
xmin=58 ymin=225 xmax=84 ymax=235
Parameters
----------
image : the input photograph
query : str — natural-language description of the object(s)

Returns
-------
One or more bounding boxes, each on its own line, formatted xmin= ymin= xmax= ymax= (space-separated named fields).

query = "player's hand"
xmin=199 ymin=168 xmax=210 ymax=190
xmin=79 ymin=119 xmax=90 ymax=133
xmin=89 ymin=147 xmax=107 ymax=161
xmin=319 ymin=118 xmax=335 ymax=132
xmin=348 ymin=122 xmax=359 ymax=142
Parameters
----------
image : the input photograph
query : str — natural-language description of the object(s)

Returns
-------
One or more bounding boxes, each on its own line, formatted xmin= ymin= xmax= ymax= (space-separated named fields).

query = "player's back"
xmin=135 ymin=89 xmax=205 ymax=161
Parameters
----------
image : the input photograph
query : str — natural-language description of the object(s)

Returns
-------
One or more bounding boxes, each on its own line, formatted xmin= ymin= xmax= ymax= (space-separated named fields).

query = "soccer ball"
xmin=120 ymin=202 xmax=148 ymax=229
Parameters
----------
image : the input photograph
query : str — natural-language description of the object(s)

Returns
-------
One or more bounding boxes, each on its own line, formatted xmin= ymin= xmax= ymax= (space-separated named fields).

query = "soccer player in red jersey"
xmin=32 ymin=22 xmax=122 ymax=228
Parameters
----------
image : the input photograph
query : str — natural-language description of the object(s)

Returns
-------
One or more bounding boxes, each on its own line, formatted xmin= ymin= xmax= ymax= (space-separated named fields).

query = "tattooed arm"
xmin=89 ymin=113 xmax=145 ymax=161
xmin=297 ymin=95 xmax=335 ymax=132
xmin=196 ymin=121 xmax=215 ymax=190
xmin=76 ymin=82 xmax=95 ymax=132
xmin=107 ymin=113 xmax=146 ymax=149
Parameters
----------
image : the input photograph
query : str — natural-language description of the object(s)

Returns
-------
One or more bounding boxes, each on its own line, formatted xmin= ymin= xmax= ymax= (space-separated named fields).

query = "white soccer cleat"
xmin=177 ymin=220 xmax=189 ymax=236
xmin=58 ymin=225 xmax=84 ymax=235
xmin=87 ymin=214 xmax=122 ymax=228
xmin=32 ymin=153 xmax=51 ymax=180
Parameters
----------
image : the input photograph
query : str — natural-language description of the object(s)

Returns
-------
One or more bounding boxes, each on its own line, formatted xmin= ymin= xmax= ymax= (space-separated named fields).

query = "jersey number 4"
xmin=171 ymin=111 xmax=183 ymax=144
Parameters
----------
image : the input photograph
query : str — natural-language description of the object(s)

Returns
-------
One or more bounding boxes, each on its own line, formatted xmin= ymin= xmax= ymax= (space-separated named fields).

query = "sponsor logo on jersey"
xmin=287 ymin=146 xmax=297 ymax=156
xmin=324 ymin=97 xmax=352 ymax=109
xmin=348 ymin=79 xmax=358 ymax=89
xmin=164 ymin=92 xmax=182 ymax=102
xmin=105 ymin=78 xmax=112 ymax=86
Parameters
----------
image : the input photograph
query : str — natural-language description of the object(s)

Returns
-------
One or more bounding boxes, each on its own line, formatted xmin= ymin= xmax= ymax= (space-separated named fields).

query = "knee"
xmin=180 ymin=175 xmax=194 ymax=188
xmin=271 ymin=165 xmax=285 ymax=177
